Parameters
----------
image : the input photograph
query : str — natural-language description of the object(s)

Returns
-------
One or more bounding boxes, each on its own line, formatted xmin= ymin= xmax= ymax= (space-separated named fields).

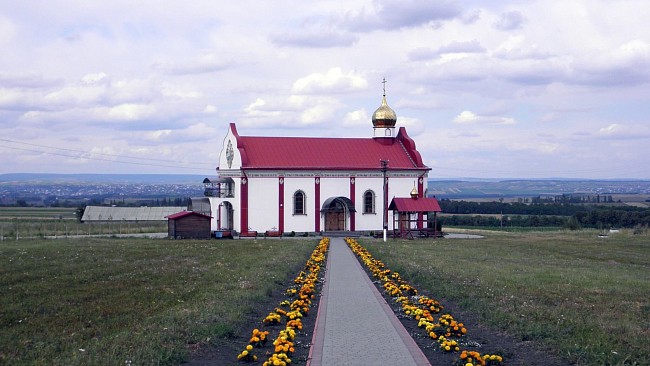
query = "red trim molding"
xmin=349 ymin=177 xmax=356 ymax=231
xmin=314 ymin=177 xmax=321 ymax=232
xmin=240 ymin=176 xmax=249 ymax=233
xmin=278 ymin=176 xmax=284 ymax=233
xmin=418 ymin=176 xmax=424 ymax=229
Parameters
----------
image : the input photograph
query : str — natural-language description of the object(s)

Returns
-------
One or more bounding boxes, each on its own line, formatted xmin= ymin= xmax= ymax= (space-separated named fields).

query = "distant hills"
xmin=428 ymin=178 xmax=650 ymax=198
xmin=1 ymin=173 xmax=649 ymax=198
xmin=0 ymin=173 xmax=208 ymax=184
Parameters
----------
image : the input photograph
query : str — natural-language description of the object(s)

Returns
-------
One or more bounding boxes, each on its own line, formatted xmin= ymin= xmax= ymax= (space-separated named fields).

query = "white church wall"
xmin=283 ymin=177 xmax=314 ymax=232
xmin=354 ymin=176 xmax=384 ymax=231
xmin=247 ymin=178 xmax=277 ymax=232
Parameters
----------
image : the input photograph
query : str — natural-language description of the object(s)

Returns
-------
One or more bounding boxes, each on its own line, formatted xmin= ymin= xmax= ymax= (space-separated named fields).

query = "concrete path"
xmin=308 ymin=237 xmax=431 ymax=366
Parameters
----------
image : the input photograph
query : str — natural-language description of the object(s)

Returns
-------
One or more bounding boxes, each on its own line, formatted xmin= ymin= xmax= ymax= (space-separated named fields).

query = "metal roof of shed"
xmin=388 ymin=197 xmax=442 ymax=213
xmin=166 ymin=211 xmax=212 ymax=220
xmin=81 ymin=206 xmax=187 ymax=221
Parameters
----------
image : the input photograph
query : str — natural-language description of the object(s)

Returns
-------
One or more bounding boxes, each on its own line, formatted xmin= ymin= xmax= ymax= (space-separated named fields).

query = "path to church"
xmin=307 ymin=237 xmax=431 ymax=366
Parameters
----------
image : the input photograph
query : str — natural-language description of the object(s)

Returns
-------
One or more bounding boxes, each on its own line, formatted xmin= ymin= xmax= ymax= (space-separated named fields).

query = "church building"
xmin=200 ymin=91 xmax=434 ymax=236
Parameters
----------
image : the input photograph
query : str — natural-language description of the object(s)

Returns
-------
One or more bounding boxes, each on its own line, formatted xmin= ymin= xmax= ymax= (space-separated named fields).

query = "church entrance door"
xmin=321 ymin=196 xmax=355 ymax=231
xmin=325 ymin=211 xmax=345 ymax=231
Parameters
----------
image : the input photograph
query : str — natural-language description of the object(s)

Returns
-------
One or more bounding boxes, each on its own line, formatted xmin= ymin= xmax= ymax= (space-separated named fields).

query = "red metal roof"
xmin=231 ymin=123 xmax=428 ymax=171
xmin=389 ymin=197 xmax=442 ymax=213
xmin=166 ymin=211 xmax=212 ymax=220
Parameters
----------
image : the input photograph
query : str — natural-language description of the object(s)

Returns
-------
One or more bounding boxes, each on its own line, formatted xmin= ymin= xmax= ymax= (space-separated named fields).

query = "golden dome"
xmin=410 ymin=183 xmax=418 ymax=199
xmin=372 ymin=94 xmax=397 ymax=128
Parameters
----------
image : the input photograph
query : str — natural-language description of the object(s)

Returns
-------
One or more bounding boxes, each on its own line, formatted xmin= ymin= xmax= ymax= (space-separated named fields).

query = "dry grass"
xmin=361 ymin=229 xmax=650 ymax=366
xmin=0 ymin=237 xmax=316 ymax=365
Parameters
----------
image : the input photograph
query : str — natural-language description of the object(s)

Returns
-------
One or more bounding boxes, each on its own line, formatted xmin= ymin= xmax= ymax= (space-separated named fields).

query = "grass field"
xmin=0 ymin=207 xmax=169 ymax=239
xmin=3 ymin=231 xmax=648 ymax=365
xmin=0 ymin=238 xmax=317 ymax=365
xmin=0 ymin=220 xmax=168 ymax=239
xmin=0 ymin=207 xmax=77 ymax=219
xmin=361 ymin=229 xmax=650 ymax=366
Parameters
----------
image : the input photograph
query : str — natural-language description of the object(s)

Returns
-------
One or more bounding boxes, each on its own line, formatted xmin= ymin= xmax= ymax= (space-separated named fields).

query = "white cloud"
xmin=144 ymin=122 xmax=218 ymax=143
xmin=493 ymin=10 xmax=526 ymax=31
xmin=107 ymin=103 xmax=155 ymax=121
xmin=1 ymin=0 xmax=649 ymax=178
xmin=271 ymin=28 xmax=358 ymax=48
xmin=81 ymin=72 xmax=108 ymax=84
xmin=453 ymin=110 xmax=516 ymax=125
xmin=460 ymin=9 xmax=481 ymax=24
xmin=408 ymin=40 xmax=486 ymax=61
xmin=292 ymin=68 xmax=367 ymax=94
xmin=397 ymin=116 xmax=425 ymax=136
xmin=0 ymin=73 xmax=63 ymax=88
xmin=151 ymin=53 xmax=233 ymax=75
xmin=0 ymin=15 xmax=17 ymax=46
xmin=599 ymin=124 xmax=621 ymax=135
xmin=597 ymin=123 xmax=650 ymax=140
xmin=44 ymin=84 xmax=106 ymax=107
xmin=300 ymin=105 xmax=335 ymax=125
xmin=145 ymin=129 xmax=172 ymax=141
xmin=340 ymin=0 xmax=462 ymax=31
xmin=453 ymin=110 xmax=479 ymax=124
xmin=343 ymin=109 xmax=368 ymax=127
xmin=571 ymin=40 xmax=650 ymax=86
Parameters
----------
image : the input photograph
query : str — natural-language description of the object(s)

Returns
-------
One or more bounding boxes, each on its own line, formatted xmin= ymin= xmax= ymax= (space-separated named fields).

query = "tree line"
xmin=436 ymin=199 xmax=650 ymax=229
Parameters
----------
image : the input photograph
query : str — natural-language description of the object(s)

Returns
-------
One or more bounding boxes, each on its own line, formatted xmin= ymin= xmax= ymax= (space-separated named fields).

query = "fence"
xmin=0 ymin=219 xmax=167 ymax=240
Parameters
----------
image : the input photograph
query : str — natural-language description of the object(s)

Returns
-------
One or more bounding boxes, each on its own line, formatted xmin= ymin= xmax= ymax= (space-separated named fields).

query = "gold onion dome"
xmin=372 ymin=94 xmax=397 ymax=128
xmin=410 ymin=184 xmax=418 ymax=199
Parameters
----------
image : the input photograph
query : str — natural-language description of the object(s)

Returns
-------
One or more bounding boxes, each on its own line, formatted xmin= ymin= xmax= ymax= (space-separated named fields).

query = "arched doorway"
xmin=321 ymin=197 xmax=356 ymax=231
xmin=219 ymin=201 xmax=234 ymax=230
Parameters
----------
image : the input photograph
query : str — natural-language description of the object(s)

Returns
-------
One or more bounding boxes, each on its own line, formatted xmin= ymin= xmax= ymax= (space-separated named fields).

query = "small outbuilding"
xmin=166 ymin=211 xmax=212 ymax=239
xmin=388 ymin=189 xmax=442 ymax=239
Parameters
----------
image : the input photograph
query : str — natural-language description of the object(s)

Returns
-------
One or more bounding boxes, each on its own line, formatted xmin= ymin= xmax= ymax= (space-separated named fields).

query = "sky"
xmin=1 ymin=0 xmax=649 ymax=179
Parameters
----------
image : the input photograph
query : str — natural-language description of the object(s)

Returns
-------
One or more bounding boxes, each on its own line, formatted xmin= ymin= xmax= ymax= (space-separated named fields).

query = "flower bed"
xmin=237 ymin=237 xmax=329 ymax=365
xmin=345 ymin=238 xmax=503 ymax=366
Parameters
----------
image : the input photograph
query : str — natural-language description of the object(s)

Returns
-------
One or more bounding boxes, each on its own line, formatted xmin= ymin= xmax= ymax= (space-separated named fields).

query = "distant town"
xmin=0 ymin=174 xmax=206 ymax=207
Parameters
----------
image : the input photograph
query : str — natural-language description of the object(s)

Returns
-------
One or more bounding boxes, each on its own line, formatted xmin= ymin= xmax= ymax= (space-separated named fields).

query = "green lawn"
xmin=0 ymin=238 xmax=316 ymax=365
xmin=361 ymin=229 xmax=650 ymax=366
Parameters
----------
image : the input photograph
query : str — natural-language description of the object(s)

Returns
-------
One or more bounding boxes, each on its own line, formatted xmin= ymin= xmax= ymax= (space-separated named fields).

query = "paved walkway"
xmin=307 ymin=237 xmax=431 ymax=366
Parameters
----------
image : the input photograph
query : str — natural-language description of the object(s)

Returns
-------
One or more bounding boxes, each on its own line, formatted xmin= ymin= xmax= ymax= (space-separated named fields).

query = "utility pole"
xmin=380 ymin=159 xmax=389 ymax=242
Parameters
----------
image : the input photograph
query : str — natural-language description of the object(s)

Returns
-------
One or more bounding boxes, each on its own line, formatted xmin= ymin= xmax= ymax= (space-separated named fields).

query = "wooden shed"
xmin=166 ymin=211 xmax=212 ymax=239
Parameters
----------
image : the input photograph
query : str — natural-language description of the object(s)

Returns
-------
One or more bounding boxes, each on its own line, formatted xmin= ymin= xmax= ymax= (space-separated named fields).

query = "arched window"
xmin=294 ymin=190 xmax=306 ymax=215
xmin=363 ymin=190 xmax=375 ymax=214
